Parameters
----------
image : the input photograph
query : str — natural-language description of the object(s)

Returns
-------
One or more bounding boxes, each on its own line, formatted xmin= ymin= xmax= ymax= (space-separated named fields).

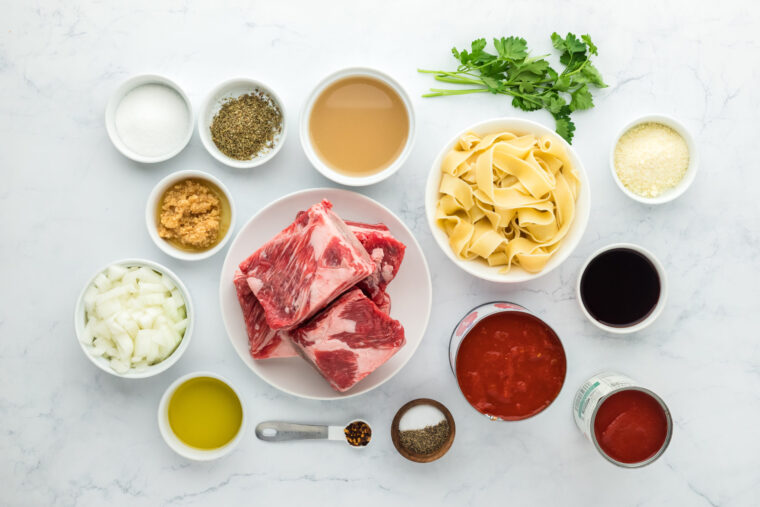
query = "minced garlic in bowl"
xmin=613 ymin=121 xmax=690 ymax=199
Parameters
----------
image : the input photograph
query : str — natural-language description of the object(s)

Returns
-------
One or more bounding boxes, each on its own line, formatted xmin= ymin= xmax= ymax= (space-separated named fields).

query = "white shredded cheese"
xmin=614 ymin=122 xmax=689 ymax=198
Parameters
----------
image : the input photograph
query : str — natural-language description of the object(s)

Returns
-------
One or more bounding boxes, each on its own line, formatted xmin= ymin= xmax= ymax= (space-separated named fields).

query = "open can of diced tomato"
xmin=573 ymin=372 xmax=673 ymax=468
xmin=449 ymin=302 xmax=567 ymax=422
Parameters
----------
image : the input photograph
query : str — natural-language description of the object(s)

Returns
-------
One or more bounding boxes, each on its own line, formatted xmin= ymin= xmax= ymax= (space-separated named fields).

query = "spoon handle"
xmin=255 ymin=421 xmax=329 ymax=442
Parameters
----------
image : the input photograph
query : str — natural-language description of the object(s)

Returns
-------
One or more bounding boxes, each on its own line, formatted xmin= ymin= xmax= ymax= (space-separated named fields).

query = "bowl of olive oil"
xmin=158 ymin=372 xmax=245 ymax=460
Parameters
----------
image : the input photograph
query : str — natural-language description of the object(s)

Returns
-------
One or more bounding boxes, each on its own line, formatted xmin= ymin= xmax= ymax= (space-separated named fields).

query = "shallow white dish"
xmin=219 ymin=188 xmax=432 ymax=400
xmin=105 ymin=74 xmax=194 ymax=164
xmin=576 ymin=243 xmax=668 ymax=334
xmin=609 ymin=114 xmax=698 ymax=204
xmin=299 ymin=67 xmax=415 ymax=187
xmin=158 ymin=371 xmax=246 ymax=461
xmin=146 ymin=170 xmax=236 ymax=261
xmin=198 ymin=78 xmax=286 ymax=169
xmin=74 ymin=258 xmax=194 ymax=378
xmin=425 ymin=117 xmax=591 ymax=284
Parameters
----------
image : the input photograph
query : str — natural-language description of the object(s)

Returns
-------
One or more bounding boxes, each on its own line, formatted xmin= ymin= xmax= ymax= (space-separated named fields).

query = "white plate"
xmin=425 ymin=117 xmax=591 ymax=283
xmin=219 ymin=188 xmax=432 ymax=400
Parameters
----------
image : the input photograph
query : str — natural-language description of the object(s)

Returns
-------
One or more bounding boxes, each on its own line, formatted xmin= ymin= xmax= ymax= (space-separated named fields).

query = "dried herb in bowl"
xmin=399 ymin=420 xmax=450 ymax=455
xmin=210 ymin=91 xmax=283 ymax=160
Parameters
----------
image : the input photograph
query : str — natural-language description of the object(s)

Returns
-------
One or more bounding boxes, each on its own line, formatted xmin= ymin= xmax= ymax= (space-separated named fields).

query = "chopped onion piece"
xmin=83 ymin=264 xmax=188 ymax=373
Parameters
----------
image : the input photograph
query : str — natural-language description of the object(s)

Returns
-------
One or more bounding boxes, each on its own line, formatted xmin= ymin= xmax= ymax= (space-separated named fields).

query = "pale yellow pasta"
xmin=435 ymin=131 xmax=580 ymax=273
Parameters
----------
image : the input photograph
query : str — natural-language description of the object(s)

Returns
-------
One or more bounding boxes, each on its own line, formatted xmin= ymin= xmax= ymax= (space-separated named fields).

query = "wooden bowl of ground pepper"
xmin=391 ymin=398 xmax=455 ymax=463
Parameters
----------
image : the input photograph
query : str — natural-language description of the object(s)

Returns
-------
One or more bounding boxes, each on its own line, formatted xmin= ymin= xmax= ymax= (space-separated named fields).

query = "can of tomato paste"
xmin=573 ymin=372 xmax=673 ymax=468
xmin=449 ymin=302 xmax=567 ymax=422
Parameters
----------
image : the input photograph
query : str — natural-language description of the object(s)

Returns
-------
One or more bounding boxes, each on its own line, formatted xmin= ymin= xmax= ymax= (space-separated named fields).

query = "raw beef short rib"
xmin=239 ymin=200 xmax=375 ymax=330
xmin=233 ymin=270 xmax=297 ymax=359
xmin=292 ymin=288 xmax=406 ymax=392
xmin=345 ymin=221 xmax=406 ymax=306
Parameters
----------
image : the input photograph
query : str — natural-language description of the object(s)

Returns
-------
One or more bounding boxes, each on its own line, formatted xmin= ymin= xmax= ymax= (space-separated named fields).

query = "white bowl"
xmin=158 ymin=371 xmax=246 ymax=461
xmin=146 ymin=170 xmax=236 ymax=261
xmin=610 ymin=114 xmax=698 ymax=204
xmin=425 ymin=117 xmax=591 ymax=283
xmin=576 ymin=243 xmax=668 ymax=334
xmin=74 ymin=258 xmax=194 ymax=378
xmin=198 ymin=78 xmax=286 ymax=169
xmin=299 ymin=67 xmax=416 ymax=187
xmin=105 ymin=74 xmax=194 ymax=163
xmin=219 ymin=188 xmax=432 ymax=400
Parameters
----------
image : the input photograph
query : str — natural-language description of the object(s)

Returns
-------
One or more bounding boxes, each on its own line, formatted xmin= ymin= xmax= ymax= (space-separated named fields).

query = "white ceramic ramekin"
xmin=146 ymin=170 xmax=236 ymax=261
xmin=299 ymin=67 xmax=415 ymax=186
xmin=158 ymin=371 xmax=246 ymax=461
xmin=105 ymin=74 xmax=194 ymax=164
xmin=610 ymin=114 xmax=698 ymax=204
xmin=576 ymin=243 xmax=667 ymax=334
xmin=74 ymin=258 xmax=194 ymax=378
xmin=198 ymin=78 xmax=287 ymax=169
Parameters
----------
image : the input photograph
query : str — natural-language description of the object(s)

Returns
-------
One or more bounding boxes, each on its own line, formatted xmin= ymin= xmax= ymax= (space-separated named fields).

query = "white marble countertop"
xmin=3 ymin=1 xmax=759 ymax=505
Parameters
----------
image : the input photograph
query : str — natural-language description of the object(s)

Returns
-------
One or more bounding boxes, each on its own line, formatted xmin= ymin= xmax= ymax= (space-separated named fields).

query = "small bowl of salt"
xmin=391 ymin=398 xmax=455 ymax=463
xmin=106 ymin=74 xmax=194 ymax=163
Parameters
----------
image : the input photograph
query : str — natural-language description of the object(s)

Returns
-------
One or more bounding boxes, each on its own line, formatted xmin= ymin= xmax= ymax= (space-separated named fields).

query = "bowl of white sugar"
xmin=106 ymin=75 xmax=194 ymax=163
xmin=610 ymin=114 xmax=698 ymax=204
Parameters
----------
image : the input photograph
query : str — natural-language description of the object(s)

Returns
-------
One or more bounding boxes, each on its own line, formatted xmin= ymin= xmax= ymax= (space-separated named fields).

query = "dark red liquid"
xmin=594 ymin=389 xmax=669 ymax=464
xmin=580 ymin=248 xmax=660 ymax=327
xmin=455 ymin=312 xmax=566 ymax=420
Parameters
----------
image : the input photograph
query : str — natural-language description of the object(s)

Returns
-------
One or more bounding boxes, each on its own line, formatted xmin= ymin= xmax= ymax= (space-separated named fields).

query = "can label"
xmin=572 ymin=371 xmax=638 ymax=440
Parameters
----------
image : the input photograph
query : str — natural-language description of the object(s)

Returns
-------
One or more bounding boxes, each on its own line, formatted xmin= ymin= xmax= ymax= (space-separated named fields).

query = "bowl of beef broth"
xmin=576 ymin=243 xmax=667 ymax=333
xmin=300 ymin=67 xmax=415 ymax=186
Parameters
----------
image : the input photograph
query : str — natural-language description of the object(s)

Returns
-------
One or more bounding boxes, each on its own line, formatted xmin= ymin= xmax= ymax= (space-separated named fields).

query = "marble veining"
xmin=1 ymin=0 xmax=759 ymax=505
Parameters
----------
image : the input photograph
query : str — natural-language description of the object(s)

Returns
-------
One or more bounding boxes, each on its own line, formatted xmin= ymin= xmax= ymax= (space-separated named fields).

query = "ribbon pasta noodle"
xmin=435 ymin=131 xmax=580 ymax=273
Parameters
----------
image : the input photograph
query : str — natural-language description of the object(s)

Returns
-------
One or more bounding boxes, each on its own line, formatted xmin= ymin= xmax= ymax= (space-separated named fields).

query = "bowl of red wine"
xmin=576 ymin=243 xmax=667 ymax=334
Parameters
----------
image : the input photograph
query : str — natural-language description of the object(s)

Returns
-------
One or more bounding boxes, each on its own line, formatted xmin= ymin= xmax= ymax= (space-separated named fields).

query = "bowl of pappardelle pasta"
xmin=425 ymin=117 xmax=590 ymax=283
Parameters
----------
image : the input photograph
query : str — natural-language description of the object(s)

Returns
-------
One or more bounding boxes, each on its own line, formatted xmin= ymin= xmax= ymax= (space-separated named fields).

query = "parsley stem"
xmin=423 ymin=88 xmax=489 ymax=97
xmin=419 ymin=69 xmax=485 ymax=86
xmin=433 ymin=75 xmax=485 ymax=86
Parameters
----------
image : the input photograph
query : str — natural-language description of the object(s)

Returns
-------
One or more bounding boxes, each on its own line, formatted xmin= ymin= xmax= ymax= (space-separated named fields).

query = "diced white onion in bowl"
xmin=82 ymin=265 xmax=188 ymax=372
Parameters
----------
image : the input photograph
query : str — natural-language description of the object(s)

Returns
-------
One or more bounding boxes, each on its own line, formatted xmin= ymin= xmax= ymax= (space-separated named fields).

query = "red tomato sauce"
xmin=594 ymin=389 xmax=669 ymax=464
xmin=455 ymin=312 xmax=566 ymax=420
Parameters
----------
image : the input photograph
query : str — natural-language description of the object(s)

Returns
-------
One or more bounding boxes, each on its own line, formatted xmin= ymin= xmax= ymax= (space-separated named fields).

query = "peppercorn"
xmin=344 ymin=421 xmax=372 ymax=447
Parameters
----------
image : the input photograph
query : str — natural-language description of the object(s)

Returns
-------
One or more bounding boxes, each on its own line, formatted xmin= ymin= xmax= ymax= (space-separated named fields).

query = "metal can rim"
xmin=448 ymin=301 xmax=567 ymax=422
xmin=589 ymin=385 xmax=673 ymax=468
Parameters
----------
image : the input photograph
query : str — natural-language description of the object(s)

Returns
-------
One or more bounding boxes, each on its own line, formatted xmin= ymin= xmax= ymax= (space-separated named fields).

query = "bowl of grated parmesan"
xmin=610 ymin=114 xmax=697 ymax=204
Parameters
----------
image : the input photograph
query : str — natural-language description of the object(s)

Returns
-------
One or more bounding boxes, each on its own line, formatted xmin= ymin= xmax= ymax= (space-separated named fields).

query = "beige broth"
xmin=309 ymin=76 xmax=409 ymax=176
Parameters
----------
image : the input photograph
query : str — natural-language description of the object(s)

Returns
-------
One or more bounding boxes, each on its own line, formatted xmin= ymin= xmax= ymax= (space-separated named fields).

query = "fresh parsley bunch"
xmin=419 ymin=33 xmax=606 ymax=143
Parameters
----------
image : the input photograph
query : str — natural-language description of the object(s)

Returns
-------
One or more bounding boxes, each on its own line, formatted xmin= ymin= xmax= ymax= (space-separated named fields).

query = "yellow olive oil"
xmin=168 ymin=376 xmax=243 ymax=449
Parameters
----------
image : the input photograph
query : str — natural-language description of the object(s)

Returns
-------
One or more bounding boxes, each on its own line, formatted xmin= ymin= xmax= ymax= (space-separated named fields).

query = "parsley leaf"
xmin=570 ymin=84 xmax=594 ymax=111
xmin=545 ymin=93 xmax=567 ymax=115
xmin=554 ymin=115 xmax=576 ymax=144
xmin=420 ymin=32 xmax=605 ymax=143
xmin=493 ymin=36 xmax=528 ymax=60
xmin=582 ymin=34 xmax=598 ymax=55
xmin=564 ymin=33 xmax=587 ymax=54
xmin=550 ymin=32 xmax=566 ymax=51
